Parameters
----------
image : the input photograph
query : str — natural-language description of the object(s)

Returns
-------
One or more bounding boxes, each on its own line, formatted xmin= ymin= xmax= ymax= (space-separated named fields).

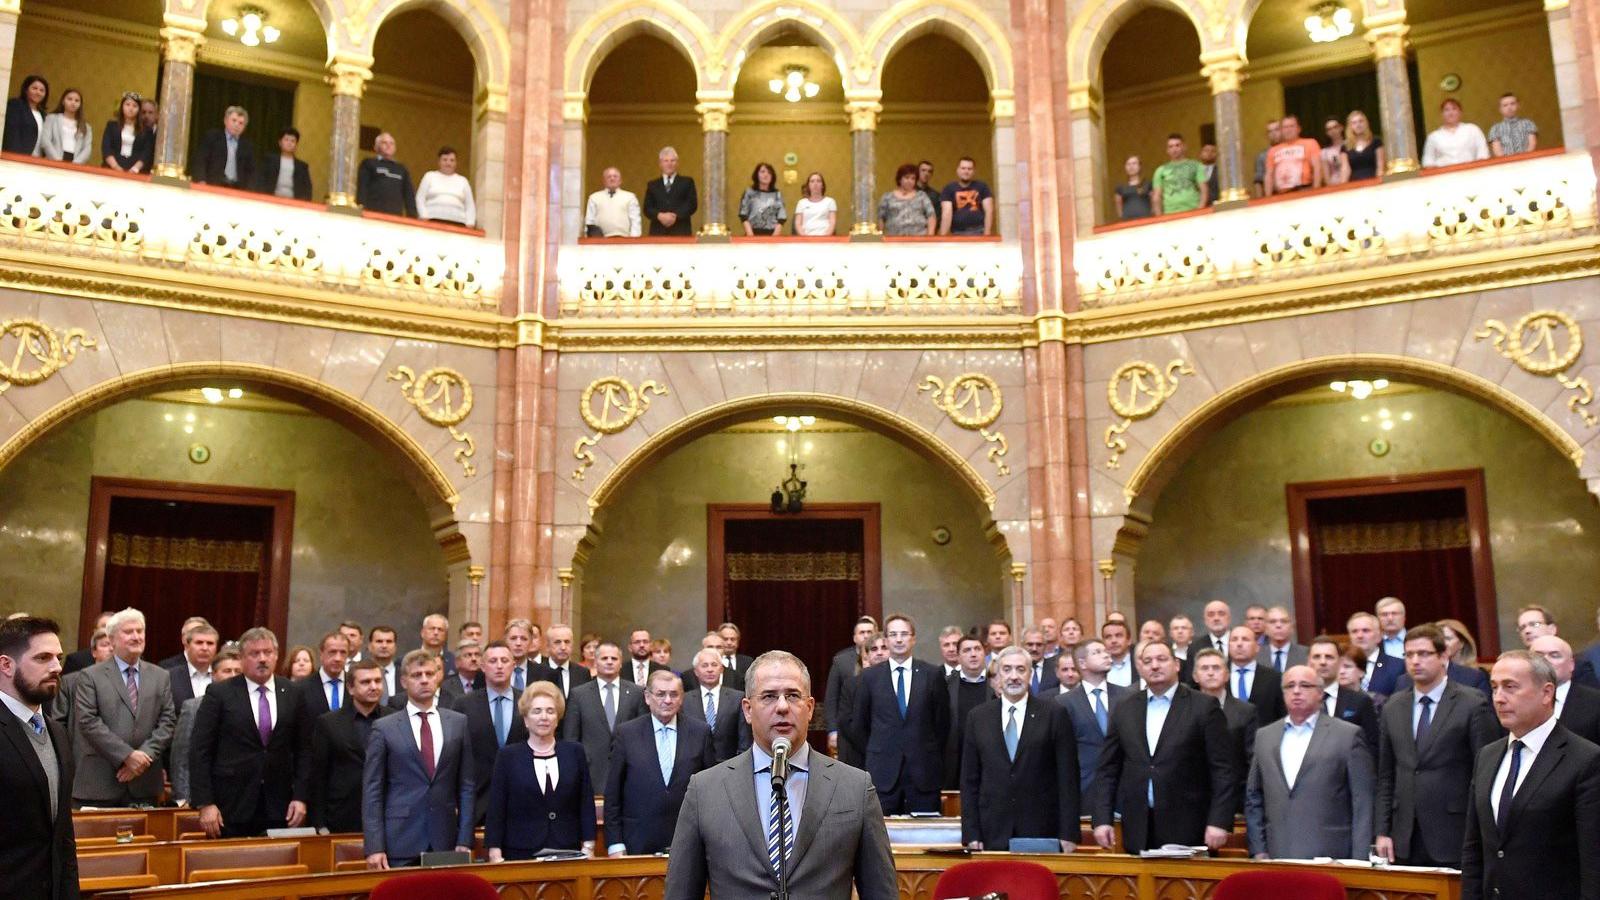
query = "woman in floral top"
xmin=739 ymin=162 xmax=787 ymax=235
xmin=877 ymin=163 xmax=937 ymax=236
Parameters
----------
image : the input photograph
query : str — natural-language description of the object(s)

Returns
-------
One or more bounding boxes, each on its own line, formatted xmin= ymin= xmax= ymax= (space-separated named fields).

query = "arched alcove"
xmin=876 ymin=34 xmax=993 ymax=229
xmin=368 ymin=8 xmax=477 ymax=220
xmin=583 ymin=33 xmax=701 ymax=213
xmin=1098 ymin=5 xmax=1205 ymax=224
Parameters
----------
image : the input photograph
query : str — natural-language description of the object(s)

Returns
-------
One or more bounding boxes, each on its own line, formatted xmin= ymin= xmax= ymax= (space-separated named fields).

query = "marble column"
xmin=846 ymin=96 xmax=882 ymax=238
xmin=0 ymin=0 xmax=21 ymax=108
xmin=326 ymin=56 xmax=371 ymax=209
xmin=559 ymin=93 xmax=586 ymax=242
xmin=1544 ymin=0 xmax=1589 ymax=149
xmin=474 ymin=88 xmax=509 ymax=236
xmin=1366 ymin=20 xmax=1420 ymax=176
xmin=1067 ymin=85 xmax=1104 ymax=236
xmin=153 ymin=18 xmax=205 ymax=181
xmin=1202 ymin=53 xmax=1249 ymax=207
xmin=990 ymin=90 xmax=1018 ymax=238
xmin=695 ymin=94 xmax=732 ymax=239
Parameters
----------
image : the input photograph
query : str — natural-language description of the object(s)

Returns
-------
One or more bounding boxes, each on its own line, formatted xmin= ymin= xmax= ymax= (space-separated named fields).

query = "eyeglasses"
xmin=755 ymin=690 xmax=805 ymax=706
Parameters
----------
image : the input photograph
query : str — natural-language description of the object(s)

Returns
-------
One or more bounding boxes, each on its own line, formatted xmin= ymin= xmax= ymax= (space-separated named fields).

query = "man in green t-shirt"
xmin=1151 ymin=133 xmax=1209 ymax=215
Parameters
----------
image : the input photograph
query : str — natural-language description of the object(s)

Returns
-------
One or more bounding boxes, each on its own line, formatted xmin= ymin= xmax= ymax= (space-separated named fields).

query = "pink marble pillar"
xmin=1569 ymin=0 xmax=1600 ymax=169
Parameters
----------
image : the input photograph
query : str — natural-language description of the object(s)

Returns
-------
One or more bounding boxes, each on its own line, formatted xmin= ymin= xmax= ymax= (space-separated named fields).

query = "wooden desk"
xmin=92 ymin=850 xmax=1460 ymax=900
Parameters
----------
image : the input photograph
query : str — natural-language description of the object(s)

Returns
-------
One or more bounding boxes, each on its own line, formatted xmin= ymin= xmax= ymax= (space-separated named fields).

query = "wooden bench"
xmin=181 ymin=841 xmax=308 ymax=883
xmin=79 ymin=849 xmax=160 ymax=895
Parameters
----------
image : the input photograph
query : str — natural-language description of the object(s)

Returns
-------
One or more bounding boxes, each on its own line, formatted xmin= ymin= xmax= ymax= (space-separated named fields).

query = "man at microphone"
xmin=666 ymin=650 xmax=896 ymax=900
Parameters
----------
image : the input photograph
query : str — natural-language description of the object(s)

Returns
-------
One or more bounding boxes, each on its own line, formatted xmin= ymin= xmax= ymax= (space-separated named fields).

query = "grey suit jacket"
xmin=1256 ymin=643 xmax=1309 ymax=672
xmin=665 ymin=748 xmax=896 ymax=900
xmin=73 ymin=658 xmax=176 ymax=802
xmin=362 ymin=705 xmax=474 ymax=861
xmin=1245 ymin=714 xmax=1373 ymax=859
xmin=561 ymin=677 xmax=644 ymax=789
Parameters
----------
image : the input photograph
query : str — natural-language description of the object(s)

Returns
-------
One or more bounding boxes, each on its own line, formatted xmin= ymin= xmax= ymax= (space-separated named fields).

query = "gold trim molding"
xmin=572 ymin=377 xmax=668 ymax=481
xmin=389 ymin=365 xmax=479 ymax=477
xmin=1104 ymin=359 xmax=1192 ymax=468
xmin=919 ymin=373 xmax=1011 ymax=476
xmin=0 ymin=317 xmax=98 ymax=394
xmin=1476 ymin=310 xmax=1596 ymax=425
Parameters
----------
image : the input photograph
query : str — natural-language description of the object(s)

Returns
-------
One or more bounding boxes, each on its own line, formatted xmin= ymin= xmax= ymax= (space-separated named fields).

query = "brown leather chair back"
xmin=80 ymin=850 xmax=150 ymax=878
xmin=74 ymin=815 xmax=146 ymax=838
xmin=333 ymin=838 xmax=368 ymax=871
xmin=182 ymin=841 xmax=301 ymax=882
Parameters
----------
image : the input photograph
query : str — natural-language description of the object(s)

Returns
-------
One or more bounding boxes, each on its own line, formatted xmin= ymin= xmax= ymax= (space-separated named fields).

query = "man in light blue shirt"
xmin=1377 ymin=597 xmax=1407 ymax=660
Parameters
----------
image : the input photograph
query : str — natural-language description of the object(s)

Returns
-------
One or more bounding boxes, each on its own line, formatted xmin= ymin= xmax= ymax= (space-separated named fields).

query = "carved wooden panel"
xmin=898 ymin=868 xmax=943 ymax=900
xmin=592 ymin=874 xmax=666 ymax=900
xmin=1059 ymin=872 xmax=1139 ymax=899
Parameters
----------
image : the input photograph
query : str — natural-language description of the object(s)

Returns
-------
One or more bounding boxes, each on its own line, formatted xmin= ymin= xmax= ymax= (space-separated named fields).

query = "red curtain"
xmin=1309 ymin=489 xmax=1479 ymax=638
xmin=103 ymin=497 xmax=273 ymax=660
xmin=722 ymin=518 xmax=864 ymax=742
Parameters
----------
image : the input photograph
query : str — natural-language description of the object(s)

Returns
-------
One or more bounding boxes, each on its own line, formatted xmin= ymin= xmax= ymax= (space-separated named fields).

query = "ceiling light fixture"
xmin=1329 ymin=378 xmax=1389 ymax=400
xmin=219 ymin=8 xmax=280 ymax=47
xmin=768 ymin=66 xmax=821 ymax=103
xmin=1304 ymin=2 xmax=1355 ymax=43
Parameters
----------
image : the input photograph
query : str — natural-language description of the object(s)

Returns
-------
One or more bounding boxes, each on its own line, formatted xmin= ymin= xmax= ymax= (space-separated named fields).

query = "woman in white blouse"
xmin=793 ymin=171 xmax=836 ymax=236
xmin=415 ymin=146 xmax=477 ymax=228
xmin=40 ymin=88 xmax=92 ymax=164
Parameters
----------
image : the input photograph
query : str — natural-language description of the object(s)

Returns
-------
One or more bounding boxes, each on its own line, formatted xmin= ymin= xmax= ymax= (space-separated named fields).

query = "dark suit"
xmin=4 ymin=97 xmax=41 ymax=155
xmin=484 ymin=739 xmax=594 ymax=857
xmin=850 ymin=658 xmax=951 ymax=812
xmin=959 ymin=698 xmax=1080 ymax=848
xmin=681 ymin=682 xmax=751 ymax=762
xmin=562 ymin=677 xmax=645 ymax=789
xmin=1396 ymin=662 xmax=1492 ymax=701
xmin=1579 ymin=642 xmax=1600 ymax=688
xmin=535 ymin=660 xmax=592 ymax=698
xmin=1232 ymin=663 xmax=1288 ymax=727
xmin=620 ymin=658 xmax=668 ymax=685
xmin=1367 ymin=650 xmax=1404 ymax=697
xmin=1327 ymin=685 xmax=1380 ymax=754
xmin=1028 ymin=658 xmax=1059 ymax=695
xmin=721 ymin=653 xmax=755 ymax=678
xmin=1461 ymin=721 xmax=1600 ymax=900
xmin=99 ymin=121 xmax=154 ymax=172
xmin=192 ymin=127 xmax=255 ymax=187
xmin=1256 ymin=642 xmax=1309 ymax=672
xmin=308 ymin=703 xmax=392 ymax=833
xmin=1376 ymin=681 xmax=1500 ymax=865
xmin=165 ymin=662 xmax=207 ymax=710
xmin=438 ymin=670 xmax=485 ymax=706
xmin=643 ymin=175 xmax=698 ymax=236
xmin=188 ymin=675 xmax=311 ymax=836
xmin=1560 ymin=682 xmax=1600 ymax=745
xmin=824 ymin=647 xmax=863 ymax=765
xmin=254 ymin=154 xmax=312 ymax=200
xmin=362 ymin=704 xmax=475 ymax=864
xmin=604 ymin=715 xmax=715 ymax=854
xmin=1057 ymin=681 xmax=1130 ymax=794
xmin=1218 ymin=693 xmax=1259 ymax=798
xmin=296 ymin=671 xmax=348 ymax=722
xmin=1091 ymin=684 xmax=1239 ymax=852
xmin=455 ymin=687 xmax=528 ymax=826
xmin=680 ymin=667 xmax=743 ymax=692
xmin=62 ymin=646 xmax=94 ymax=675
xmin=0 ymin=704 xmax=78 ymax=900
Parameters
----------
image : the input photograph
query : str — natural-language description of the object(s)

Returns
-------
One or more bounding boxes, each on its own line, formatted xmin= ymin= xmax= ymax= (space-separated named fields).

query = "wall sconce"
xmin=768 ymin=66 xmax=821 ymax=103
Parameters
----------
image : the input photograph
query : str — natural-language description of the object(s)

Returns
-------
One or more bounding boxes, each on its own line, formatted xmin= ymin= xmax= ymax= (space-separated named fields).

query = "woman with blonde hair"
xmin=1435 ymin=617 xmax=1479 ymax=667
xmin=485 ymin=681 xmax=595 ymax=860
xmin=1344 ymin=109 xmax=1384 ymax=182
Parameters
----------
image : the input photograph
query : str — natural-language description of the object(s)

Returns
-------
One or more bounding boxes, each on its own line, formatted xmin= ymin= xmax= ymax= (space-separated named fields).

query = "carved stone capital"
xmin=327 ymin=59 xmax=373 ymax=98
xmin=1365 ymin=22 xmax=1410 ymax=59
xmin=159 ymin=24 xmax=206 ymax=65
xmin=696 ymin=100 xmax=733 ymax=133
xmin=989 ymin=90 xmax=1016 ymax=121
xmin=846 ymin=99 xmax=883 ymax=132
xmin=1201 ymin=57 xmax=1246 ymax=95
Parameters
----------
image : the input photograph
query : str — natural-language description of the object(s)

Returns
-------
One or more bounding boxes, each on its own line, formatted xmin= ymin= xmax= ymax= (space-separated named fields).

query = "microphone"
xmin=771 ymin=736 xmax=791 ymax=787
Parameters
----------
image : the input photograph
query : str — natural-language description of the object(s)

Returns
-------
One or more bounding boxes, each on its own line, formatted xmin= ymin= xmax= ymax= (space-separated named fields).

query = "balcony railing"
xmin=557 ymin=236 xmax=1022 ymax=319
xmin=0 ymin=155 xmax=503 ymax=312
xmin=1075 ymin=150 xmax=1598 ymax=308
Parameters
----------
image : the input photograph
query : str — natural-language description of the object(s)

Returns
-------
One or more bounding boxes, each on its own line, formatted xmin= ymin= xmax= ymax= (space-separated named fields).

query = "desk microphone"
xmin=771 ymin=736 xmax=791 ymax=787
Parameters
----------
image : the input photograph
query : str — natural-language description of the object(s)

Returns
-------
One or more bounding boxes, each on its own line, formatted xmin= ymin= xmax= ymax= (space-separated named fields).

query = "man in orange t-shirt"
xmin=1264 ymin=114 xmax=1324 ymax=195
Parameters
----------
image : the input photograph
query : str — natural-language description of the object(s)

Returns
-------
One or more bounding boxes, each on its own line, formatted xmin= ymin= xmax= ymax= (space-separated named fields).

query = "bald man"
xmin=1530 ymin=635 xmax=1600 ymax=745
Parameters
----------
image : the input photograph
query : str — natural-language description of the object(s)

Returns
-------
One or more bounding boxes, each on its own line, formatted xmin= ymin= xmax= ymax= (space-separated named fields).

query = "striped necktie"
xmin=766 ymin=780 xmax=793 ymax=876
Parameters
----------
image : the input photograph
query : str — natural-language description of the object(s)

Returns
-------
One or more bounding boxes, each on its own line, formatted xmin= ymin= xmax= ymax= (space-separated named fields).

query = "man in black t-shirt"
xmin=356 ymin=132 xmax=417 ymax=217
xmin=939 ymin=156 xmax=994 ymax=236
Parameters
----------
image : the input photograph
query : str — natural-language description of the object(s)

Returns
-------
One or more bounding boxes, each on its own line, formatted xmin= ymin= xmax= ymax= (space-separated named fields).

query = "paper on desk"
xmin=1138 ymin=845 xmax=1205 ymax=859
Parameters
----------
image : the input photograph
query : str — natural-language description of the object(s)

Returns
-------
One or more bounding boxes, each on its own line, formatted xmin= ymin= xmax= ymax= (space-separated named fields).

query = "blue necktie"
xmin=1273 ymin=649 xmax=1285 ymax=672
xmin=657 ymin=725 xmax=674 ymax=783
xmin=1031 ymin=664 xmax=1041 ymax=695
xmin=513 ymin=665 xmax=525 ymax=692
xmin=1004 ymin=706 xmax=1019 ymax=761
xmin=1496 ymin=740 xmax=1524 ymax=832
xmin=1236 ymin=667 xmax=1250 ymax=701
xmin=493 ymin=695 xmax=508 ymax=747
xmin=895 ymin=666 xmax=908 ymax=718
xmin=1416 ymin=695 xmax=1434 ymax=744
xmin=29 ymin=713 xmax=44 ymax=735
xmin=705 ymin=691 xmax=717 ymax=732
xmin=766 ymin=779 xmax=792 ymax=875
xmin=328 ymin=679 xmax=340 ymax=711
xmin=1092 ymin=687 xmax=1108 ymax=734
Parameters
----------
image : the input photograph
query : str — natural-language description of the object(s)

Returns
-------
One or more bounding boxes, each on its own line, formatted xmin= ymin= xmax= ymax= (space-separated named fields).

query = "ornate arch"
xmin=1065 ymin=0 xmax=1211 ymax=87
xmin=565 ymin=0 xmax=713 ymax=95
xmin=711 ymin=0 xmax=864 ymax=90
xmin=862 ymin=0 xmax=1014 ymax=93
xmin=344 ymin=0 xmax=512 ymax=92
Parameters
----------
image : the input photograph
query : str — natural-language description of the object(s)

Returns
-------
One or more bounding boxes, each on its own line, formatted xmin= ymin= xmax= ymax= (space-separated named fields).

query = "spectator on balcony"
xmin=738 ymin=162 xmax=786 ymax=236
xmin=193 ymin=105 xmax=255 ymax=189
xmin=1421 ymin=98 xmax=1489 ymax=168
xmin=101 ymin=92 xmax=153 ymax=174
xmin=794 ymin=171 xmax=836 ymax=236
xmin=1113 ymin=155 xmax=1152 ymax=222
xmin=879 ymin=163 xmax=937 ymax=236
xmin=1252 ymin=118 xmax=1281 ymax=198
xmin=643 ymin=145 xmax=696 ymax=237
xmin=939 ymin=156 xmax=994 ymax=236
xmin=584 ymin=166 xmax=641 ymax=237
xmin=916 ymin=160 xmax=940 ymax=212
xmin=40 ymin=88 xmax=91 ymax=165
xmin=417 ymin=146 xmax=476 ymax=228
xmin=4 ymin=75 xmax=48 ymax=156
xmin=1152 ymin=134 xmax=1208 ymax=215
xmin=358 ymin=132 xmax=417 ymax=218
xmin=1199 ymin=143 xmax=1219 ymax=206
xmin=254 ymin=127 xmax=311 ymax=201
xmin=1488 ymin=93 xmax=1538 ymax=157
xmin=1344 ymin=110 xmax=1384 ymax=181
xmin=1321 ymin=116 xmax=1350 ymax=186
xmin=140 ymin=98 xmax=159 ymax=134
xmin=1264 ymin=114 xmax=1324 ymax=196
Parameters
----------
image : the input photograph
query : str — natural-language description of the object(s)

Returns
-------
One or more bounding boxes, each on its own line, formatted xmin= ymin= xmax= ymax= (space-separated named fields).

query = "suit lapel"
xmin=1150 ymin=689 xmax=1183 ymax=759
xmin=1418 ymin=685 xmax=1457 ymax=760
xmin=723 ymin=757 xmax=773 ymax=877
xmin=1503 ymin=729 xmax=1566 ymax=837
xmin=1015 ymin=701 xmax=1044 ymax=767
xmin=788 ymin=753 xmax=836 ymax=875
xmin=0 ymin=712 xmax=51 ymax=814
xmin=108 ymin=662 xmax=137 ymax=716
xmin=1258 ymin=721 xmax=1290 ymax=794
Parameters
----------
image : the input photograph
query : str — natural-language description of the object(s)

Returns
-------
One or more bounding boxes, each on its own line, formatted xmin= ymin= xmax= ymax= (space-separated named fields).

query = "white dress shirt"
xmin=532 ymin=746 xmax=560 ymax=790
xmin=1106 ymin=655 xmax=1134 ymax=686
xmin=187 ymin=662 xmax=213 ymax=699
xmin=1490 ymin=713 xmax=1559 ymax=820
xmin=632 ymin=659 xmax=651 ymax=684
xmin=1233 ymin=660 xmax=1258 ymax=700
xmin=1146 ymin=684 xmax=1177 ymax=755
xmin=380 ymin=663 xmax=397 ymax=697
xmin=1323 ymin=683 xmax=1340 ymax=715
xmin=1555 ymin=680 xmax=1571 ymax=717
xmin=548 ymin=661 xmax=572 ymax=696
xmin=1279 ymin=714 xmax=1318 ymax=789
xmin=1001 ymin=695 xmax=1028 ymax=740
xmin=1412 ymin=680 xmax=1446 ymax=737
xmin=890 ymin=659 xmax=914 ymax=698
xmin=247 ymin=678 xmax=279 ymax=729
xmin=407 ymin=701 xmax=444 ymax=767
xmin=0 ymin=688 xmax=44 ymax=729
xmin=273 ymin=155 xmax=296 ymax=198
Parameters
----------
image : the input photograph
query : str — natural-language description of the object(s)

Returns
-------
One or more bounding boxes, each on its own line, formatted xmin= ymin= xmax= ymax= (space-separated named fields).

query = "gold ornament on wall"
xmin=1104 ymin=359 xmax=1194 ymax=468
xmin=573 ymin=376 xmax=668 ymax=481
xmin=919 ymin=373 xmax=1010 ymax=476
xmin=388 ymin=365 xmax=477 ymax=476
xmin=1476 ymin=310 xmax=1596 ymax=426
xmin=0 ymin=317 xmax=98 ymax=395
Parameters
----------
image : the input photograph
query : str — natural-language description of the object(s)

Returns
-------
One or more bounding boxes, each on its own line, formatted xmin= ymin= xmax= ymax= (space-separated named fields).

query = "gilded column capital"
xmin=846 ymin=99 xmax=883 ymax=132
xmin=1365 ymin=22 xmax=1410 ymax=59
xmin=158 ymin=23 xmax=206 ymax=64
xmin=327 ymin=58 xmax=374 ymax=98
xmin=1200 ymin=56 xmax=1246 ymax=95
xmin=696 ymin=100 xmax=733 ymax=132
xmin=989 ymin=89 xmax=1016 ymax=121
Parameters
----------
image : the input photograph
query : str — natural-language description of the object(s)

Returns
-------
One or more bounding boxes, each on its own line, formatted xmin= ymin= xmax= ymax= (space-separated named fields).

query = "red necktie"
xmin=418 ymin=711 xmax=436 ymax=780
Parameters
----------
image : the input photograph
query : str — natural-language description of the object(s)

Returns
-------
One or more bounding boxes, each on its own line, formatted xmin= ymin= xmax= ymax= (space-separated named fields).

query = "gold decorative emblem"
xmin=388 ymin=365 xmax=477 ymax=476
xmin=0 ymin=318 xmax=97 ymax=395
xmin=919 ymin=373 xmax=1010 ymax=476
xmin=573 ymin=377 xmax=668 ymax=481
xmin=1477 ymin=310 xmax=1595 ymax=425
xmin=1105 ymin=359 xmax=1193 ymax=468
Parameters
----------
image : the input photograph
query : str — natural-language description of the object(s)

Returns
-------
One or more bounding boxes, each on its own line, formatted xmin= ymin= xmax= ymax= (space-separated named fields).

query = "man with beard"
xmin=0 ymin=616 xmax=78 ymax=900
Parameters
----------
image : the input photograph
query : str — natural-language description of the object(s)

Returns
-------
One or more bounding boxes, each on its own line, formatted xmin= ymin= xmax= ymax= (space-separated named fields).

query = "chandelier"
xmin=1304 ymin=2 xmax=1355 ymax=43
xmin=768 ymin=66 xmax=821 ymax=103
xmin=769 ymin=415 xmax=813 ymax=513
xmin=220 ymin=8 xmax=280 ymax=47
xmin=1329 ymin=378 xmax=1389 ymax=399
